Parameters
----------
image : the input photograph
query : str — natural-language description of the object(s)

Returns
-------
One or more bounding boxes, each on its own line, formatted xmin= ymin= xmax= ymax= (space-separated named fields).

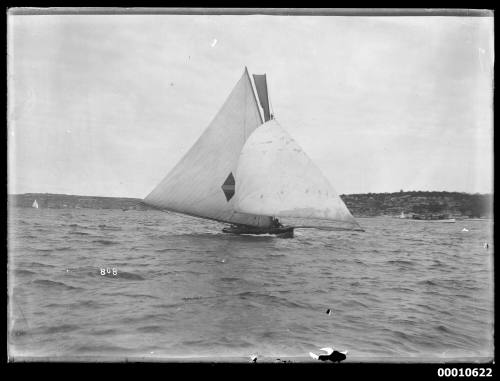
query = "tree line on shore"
xmin=340 ymin=191 xmax=492 ymax=218
xmin=8 ymin=191 xmax=493 ymax=218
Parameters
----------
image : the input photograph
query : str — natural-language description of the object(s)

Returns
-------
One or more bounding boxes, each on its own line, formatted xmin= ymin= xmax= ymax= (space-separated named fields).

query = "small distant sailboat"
xmin=400 ymin=211 xmax=405 ymax=219
xmin=32 ymin=199 xmax=39 ymax=209
xmin=410 ymin=216 xmax=456 ymax=223
xmin=143 ymin=68 xmax=362 ymax=238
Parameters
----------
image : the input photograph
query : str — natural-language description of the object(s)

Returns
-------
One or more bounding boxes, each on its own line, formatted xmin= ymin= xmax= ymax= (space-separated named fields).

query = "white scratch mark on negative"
xmin=211 ymin=38 xmax=217 ymax=47
xmin=478 ymin=47 xmax=487 ymax=71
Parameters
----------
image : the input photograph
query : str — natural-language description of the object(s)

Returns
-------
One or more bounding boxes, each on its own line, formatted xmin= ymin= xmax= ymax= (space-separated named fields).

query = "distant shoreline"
xmin=7 ymin=191 xmax=492 ymax=219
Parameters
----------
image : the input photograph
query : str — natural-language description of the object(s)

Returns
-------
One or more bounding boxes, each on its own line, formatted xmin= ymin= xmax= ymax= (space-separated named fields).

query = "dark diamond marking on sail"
xmin=221 ymin=173 xmax=235 ymax=201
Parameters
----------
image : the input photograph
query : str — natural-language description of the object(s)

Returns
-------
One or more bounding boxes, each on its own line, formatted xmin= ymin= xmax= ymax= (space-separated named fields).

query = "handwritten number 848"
xmin=100 ymin=268 xmax=117 ymax=276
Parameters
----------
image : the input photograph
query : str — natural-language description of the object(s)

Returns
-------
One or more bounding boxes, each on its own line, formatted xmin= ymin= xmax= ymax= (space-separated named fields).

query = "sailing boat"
xmin=143 ymin=68 xmax=362 ymax=238
xmin=32 ymin=199 xmax=39 ymax=209
xmin=400 ymin=211 xmax=405 ymax=219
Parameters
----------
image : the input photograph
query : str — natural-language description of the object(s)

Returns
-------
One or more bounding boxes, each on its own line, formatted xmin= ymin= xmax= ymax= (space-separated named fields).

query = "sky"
xmin=8 ymin=13 xmax=494 ymax=198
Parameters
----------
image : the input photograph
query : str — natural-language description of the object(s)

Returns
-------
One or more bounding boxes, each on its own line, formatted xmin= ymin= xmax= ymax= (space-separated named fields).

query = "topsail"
xmin=252 ymin=74 xmax=271 ymax=122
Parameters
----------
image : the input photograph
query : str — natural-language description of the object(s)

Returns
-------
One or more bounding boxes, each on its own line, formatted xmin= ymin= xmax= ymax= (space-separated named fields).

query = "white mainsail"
xmin=233 ymin=119 xmax=359 ymax=230
xmin=32 ymin=199 xmax=38 ymax=208
xmin=143 ymin=68 xmax=272 ymax=228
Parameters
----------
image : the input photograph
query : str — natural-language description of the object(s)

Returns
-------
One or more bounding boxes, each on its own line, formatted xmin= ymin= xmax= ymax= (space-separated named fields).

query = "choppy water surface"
xmin=8 ymin=208 xmax=494 ymax=361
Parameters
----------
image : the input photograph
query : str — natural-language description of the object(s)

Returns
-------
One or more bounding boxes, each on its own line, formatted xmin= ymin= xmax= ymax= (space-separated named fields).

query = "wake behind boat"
xmin=143 ymin=68 xmax=361 ymax=237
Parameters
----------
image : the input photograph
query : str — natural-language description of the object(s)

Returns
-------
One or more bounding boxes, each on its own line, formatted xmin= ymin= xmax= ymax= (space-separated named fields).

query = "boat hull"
xmin=409 ymin=218 xmax=456 ymax=223
xmin=222 ymin=225 xmax=294 ymax=238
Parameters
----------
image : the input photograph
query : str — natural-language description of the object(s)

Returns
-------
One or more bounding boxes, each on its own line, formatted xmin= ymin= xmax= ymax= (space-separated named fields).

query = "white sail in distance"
xmin=32 ymin=200 xmax=38 ymax=208
xmin=143 ymin=68 xmax=272 ymax=228
xmin=233 ymin=119 xmax=361 ymax=230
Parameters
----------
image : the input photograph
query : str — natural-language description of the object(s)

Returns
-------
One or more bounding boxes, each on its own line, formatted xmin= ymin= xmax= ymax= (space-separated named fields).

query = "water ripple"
xmin=8 ymin=210 xmax=493 ymax=360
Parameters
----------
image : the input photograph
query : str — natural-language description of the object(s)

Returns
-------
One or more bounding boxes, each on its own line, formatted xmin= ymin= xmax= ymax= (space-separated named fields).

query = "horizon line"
xmin=7 ymin=190 xmax=493 ymax=199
